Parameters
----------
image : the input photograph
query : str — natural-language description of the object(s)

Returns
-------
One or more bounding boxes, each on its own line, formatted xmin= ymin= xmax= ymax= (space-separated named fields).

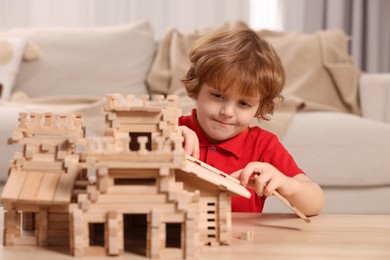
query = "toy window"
xmin=89 ymin=222 xmax=105 ymax=246
xmin=166 ymin=223 xmax=182 ymax=248
xmin=114 ymin=178 xmax=156 ymax=186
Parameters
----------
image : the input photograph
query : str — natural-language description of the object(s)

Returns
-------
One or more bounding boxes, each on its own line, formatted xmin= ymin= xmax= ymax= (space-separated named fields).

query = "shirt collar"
xmin=189 ymin=109 xmax=248 ymax=158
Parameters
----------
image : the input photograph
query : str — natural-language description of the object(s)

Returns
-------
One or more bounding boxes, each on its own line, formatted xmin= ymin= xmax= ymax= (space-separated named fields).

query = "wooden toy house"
xmin=1 ymin=94 xmax=250 ymax=259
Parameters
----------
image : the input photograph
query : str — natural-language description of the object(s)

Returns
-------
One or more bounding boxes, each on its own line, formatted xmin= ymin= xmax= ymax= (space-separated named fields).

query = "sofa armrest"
xmin=359 ymin=73 xmax=390 ymax=123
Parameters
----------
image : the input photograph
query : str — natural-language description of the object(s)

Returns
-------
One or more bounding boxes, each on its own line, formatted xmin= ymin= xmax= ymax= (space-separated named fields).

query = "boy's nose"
xmin=220 ymin=103 xmax=234 ymax=117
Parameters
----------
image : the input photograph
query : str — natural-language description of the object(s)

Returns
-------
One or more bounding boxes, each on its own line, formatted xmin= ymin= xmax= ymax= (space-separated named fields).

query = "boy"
xmin=178 ymin=27 xmax=324 ymax=215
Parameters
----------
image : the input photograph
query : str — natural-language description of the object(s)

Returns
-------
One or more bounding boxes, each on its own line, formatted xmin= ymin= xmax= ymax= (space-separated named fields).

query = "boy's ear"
xmin=23 ymin=41 xmax=41 ymax=61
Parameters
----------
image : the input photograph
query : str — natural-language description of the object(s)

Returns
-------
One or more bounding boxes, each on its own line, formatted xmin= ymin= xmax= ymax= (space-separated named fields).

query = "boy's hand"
xmin=178 ymin=126 xmax=200 ymax=159
xmin=230 ymin=162 xmax=293 ymax=197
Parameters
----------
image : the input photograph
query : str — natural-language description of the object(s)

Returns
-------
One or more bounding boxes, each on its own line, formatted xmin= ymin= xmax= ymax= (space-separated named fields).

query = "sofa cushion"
xmin=2 ymin=21 xmax=155 ymax=98
xmin=283 ymin=112 xmax=390 ymax=187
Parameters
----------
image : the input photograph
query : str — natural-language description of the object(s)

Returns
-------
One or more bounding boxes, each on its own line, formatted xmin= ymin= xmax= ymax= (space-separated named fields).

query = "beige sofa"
xmin=1 ymin=21 xmax=389 ymax=214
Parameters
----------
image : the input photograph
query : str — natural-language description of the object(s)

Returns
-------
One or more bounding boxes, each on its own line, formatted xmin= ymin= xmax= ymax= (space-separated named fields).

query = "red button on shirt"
xmin=179 ymin=109 xmax=304 ymax=212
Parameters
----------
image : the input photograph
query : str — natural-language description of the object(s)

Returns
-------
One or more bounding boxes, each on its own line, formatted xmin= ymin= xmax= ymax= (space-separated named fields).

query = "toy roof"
xmin=1 ymin=170 xmax=76 ymax=205
xmin=1 ymin=155 xmax=250 ymax=206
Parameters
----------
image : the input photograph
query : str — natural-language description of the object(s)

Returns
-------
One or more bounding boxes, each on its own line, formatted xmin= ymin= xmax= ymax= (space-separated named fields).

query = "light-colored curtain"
xmin=0 ymin=0 xmax=249 ymax=38
xmin=284 ymin=0 xmax=390 ymax=73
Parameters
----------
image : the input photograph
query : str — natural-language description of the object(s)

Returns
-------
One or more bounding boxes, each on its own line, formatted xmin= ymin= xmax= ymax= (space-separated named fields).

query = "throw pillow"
xmin=258 ymin=29 xmax=361 ymax=115
xmin=0 ymin=37 xmax=27 ymax=100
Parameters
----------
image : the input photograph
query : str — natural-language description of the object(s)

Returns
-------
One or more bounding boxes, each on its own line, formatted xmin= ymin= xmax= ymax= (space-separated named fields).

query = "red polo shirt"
xmin=178 ymin=109 xmax=304 ymax=212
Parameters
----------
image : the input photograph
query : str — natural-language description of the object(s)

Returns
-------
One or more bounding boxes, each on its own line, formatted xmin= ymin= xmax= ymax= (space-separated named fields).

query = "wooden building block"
xmin=3 ymin=209 xmax=18 ymax=245
xmin=71 ymin=208 xmax=84 ymax=256
xmin=53 ymin=173 xmax=77 ymax=204
xmin=107 ymin=211 xmax=123 ymax=256
xmin=240 ymin=230 xmax=254 ymax=241
xmin=19 ymin=171 xmax=44 ymax=202
xmin=137 ymin=136 xmax=149 ymax=155
xmin=44 ymin=113 xmax=54 ymax=128
xmin=87 ymin=186 xmax=99 ymax=202
xmin=37 ymin=209 xmax=48 ymax=246
xmin=141 ymin=95 xmax=149 ymax=107
xmin=25 ymin=143 xmax=35 ymax=159
xmin=1 ymin=169 xmax=27 ymax=202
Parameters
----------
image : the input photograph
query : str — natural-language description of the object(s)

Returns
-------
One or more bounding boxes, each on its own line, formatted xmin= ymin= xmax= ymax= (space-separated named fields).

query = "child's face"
xmin=195 ymin=84 xmax=260 ymax=143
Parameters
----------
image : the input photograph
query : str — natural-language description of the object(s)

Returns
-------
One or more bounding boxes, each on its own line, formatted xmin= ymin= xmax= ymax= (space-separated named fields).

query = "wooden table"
xmin=0 ymin=212 xmax=389 ymax=259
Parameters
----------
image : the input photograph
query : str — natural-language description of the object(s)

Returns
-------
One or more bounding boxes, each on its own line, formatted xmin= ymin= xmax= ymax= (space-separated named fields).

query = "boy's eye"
xmin=211 ymin=92 xmax=223 ymax=99
xmin=238 ymin=100 xmax=251 ymax=107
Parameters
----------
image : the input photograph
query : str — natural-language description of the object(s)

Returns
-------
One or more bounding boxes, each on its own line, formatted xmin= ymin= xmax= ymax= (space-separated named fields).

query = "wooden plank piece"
xmin=273 ymin=190 xmax=311 ymax=223
xmin=182 ymin=159 xmax=251 ymax=198
xmin=19 ymin=171 xmax=45 ymax=201
xmin=53 ymin=173 xmax=77 ymax=204
xmin=1 ymin=170 xmax=27 ymax=201
xmin=186 ymin=155 xmax=240 ymax=184
xmin=35 ymin=173 xmax=61 ymax=203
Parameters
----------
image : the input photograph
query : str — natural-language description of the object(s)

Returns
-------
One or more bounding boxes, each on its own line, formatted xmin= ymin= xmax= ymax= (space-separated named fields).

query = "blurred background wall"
xmin=1 ymin=0 xmax=388 ymax=72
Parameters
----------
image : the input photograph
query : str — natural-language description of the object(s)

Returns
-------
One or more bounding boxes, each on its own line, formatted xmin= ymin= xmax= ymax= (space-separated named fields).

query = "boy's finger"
xmin=230 ymin=169 xmax=243 ymax=178
xmin=192 ymin=146 xmax=200 ymax=159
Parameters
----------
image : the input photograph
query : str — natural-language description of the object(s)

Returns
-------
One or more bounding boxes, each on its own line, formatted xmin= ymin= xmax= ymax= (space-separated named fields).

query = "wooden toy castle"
xmin=1 ymin=94 xmax=251 ymax=259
